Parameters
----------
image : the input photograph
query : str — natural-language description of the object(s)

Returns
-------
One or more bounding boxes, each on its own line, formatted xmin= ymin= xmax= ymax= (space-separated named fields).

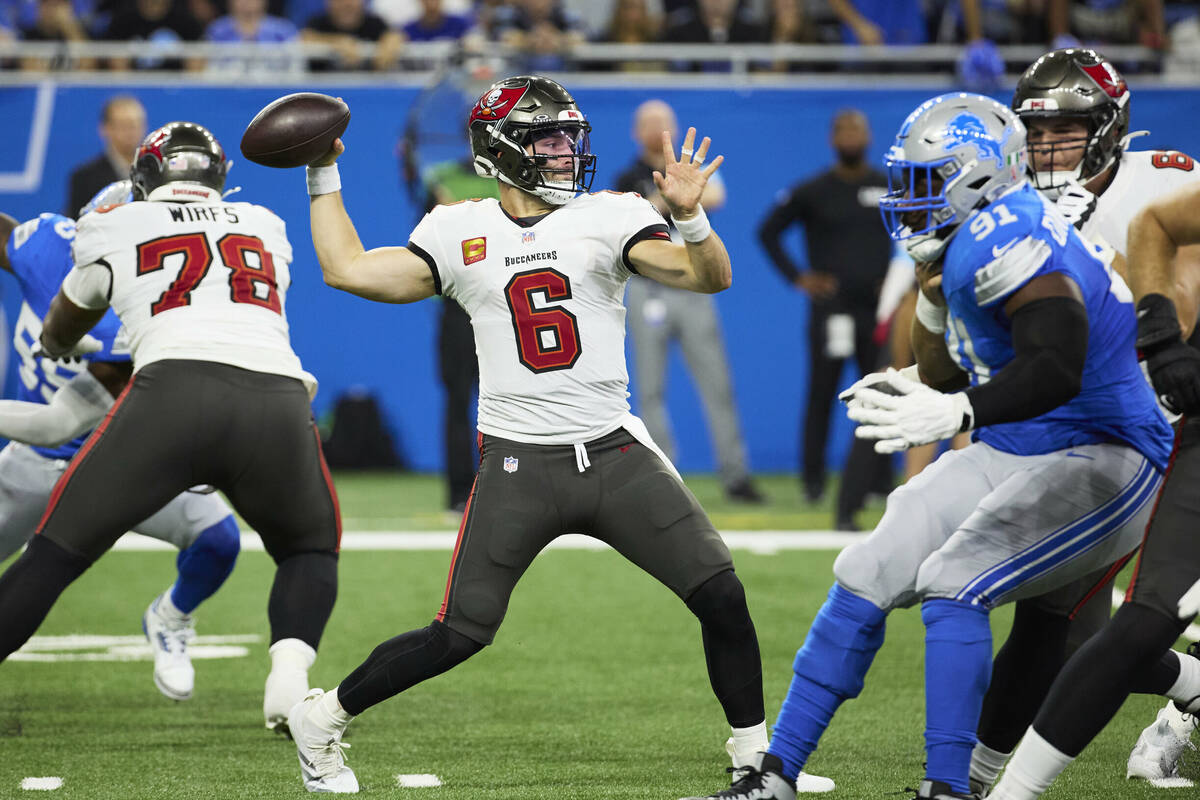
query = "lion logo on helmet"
xmin=943 ymin=112 xmax=1006 ymax=169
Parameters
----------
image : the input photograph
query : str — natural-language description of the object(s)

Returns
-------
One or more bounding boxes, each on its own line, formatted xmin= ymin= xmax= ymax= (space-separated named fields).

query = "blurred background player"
xmin=422 ymin=157 xmax=498 ymax=513
xmin=618 ymin=99 xmax=764 ymax=504
xmin=0 ymin=182 xmax=240 ymax=705
xmin=0 ymin=123 xmax=341 ymax=736
xmin=757 ymin=108 xmax=893 ymax=519
xmin=967 ymin=47 xmax=1200 ymax=795
xmin=65 ymin=95 xmax=146 ymax=219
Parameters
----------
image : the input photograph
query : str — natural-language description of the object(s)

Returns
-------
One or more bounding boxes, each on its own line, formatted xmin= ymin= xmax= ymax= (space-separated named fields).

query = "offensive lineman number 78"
xmin=136 ymin=231 xmax=282 ymax=315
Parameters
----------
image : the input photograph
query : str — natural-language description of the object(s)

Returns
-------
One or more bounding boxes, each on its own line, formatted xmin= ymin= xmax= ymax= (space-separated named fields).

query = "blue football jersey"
xmin=4 ymin=213 xmax=129 ymax=460
xmin=939 ymin=182 xmax=1173 ymax=470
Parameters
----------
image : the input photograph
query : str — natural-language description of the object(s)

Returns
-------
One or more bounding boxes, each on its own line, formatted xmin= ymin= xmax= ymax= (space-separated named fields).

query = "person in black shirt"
xmin=758 ymin=109 xmax=893 ymax=511
xmin=104 ymin=0 xmax=205 ymax=70
xmin=301 ymin=0 xmax=402 ymax=71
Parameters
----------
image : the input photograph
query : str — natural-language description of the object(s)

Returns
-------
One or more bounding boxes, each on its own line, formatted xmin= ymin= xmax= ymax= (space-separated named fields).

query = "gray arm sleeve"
xmin=0 ymin=369 xmax=114 ymax=447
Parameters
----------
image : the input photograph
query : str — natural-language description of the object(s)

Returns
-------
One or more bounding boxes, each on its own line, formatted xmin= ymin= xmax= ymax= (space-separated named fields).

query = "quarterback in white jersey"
xmin=285 ymin=75 xmax=837 ymax=797
xmin=0 ymin=122 xmax=342 ymax=741
xmin=409 ymin=190 xmax=664 ymax=444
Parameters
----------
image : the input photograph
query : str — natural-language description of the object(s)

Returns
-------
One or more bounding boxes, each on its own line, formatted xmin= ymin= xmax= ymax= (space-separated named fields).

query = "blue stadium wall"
xmin=2 ymin=82 xmax=1199 ymax=473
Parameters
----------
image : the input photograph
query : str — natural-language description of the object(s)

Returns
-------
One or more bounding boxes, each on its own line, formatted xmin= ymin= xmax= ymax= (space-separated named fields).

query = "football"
xmin=240 ymin=93 xmax=350 ymax=169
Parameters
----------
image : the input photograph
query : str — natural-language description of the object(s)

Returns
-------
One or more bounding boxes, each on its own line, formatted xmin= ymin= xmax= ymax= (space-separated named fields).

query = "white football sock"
xmin=987 ymin=728 xmax=1074 ymax=800
xmin=969 ymin=741 xmax=1010 ymax=789
xmin=728 ymin=721 xmax=768 ymax=766
xmin=269 ymin=637 xmax=316 ymax=672
xmin=311 ymin=686 xmax=353 ymax=730
xmin=1166 ymin=650 xmax=1200 ymax=712
xmin=156 ymin=588 xmax=189 ymax=623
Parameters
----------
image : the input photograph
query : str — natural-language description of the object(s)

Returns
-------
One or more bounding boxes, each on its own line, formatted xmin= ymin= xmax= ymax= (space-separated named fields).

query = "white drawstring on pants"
xmin=573 ymin=442 xmax=591 ymax=473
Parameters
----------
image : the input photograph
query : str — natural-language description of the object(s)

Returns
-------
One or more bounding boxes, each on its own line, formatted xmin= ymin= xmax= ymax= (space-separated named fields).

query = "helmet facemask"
xmin=1021 ymin=109 xmax=1121 ymax=199
xmin=469 ymin=76 xmax=597 ymax=206
xmin=879 ymin=93 xmax=1028 ymax=262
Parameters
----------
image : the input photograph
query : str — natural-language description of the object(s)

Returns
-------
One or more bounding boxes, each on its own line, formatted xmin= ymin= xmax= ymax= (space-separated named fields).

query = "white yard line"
xmin=109 ymin=530 xmax=866 ymax=554
xmin=19 ymin=778 xmax=63 ymax=791
xmin=395 ymin=774 xmax=442 ymax=788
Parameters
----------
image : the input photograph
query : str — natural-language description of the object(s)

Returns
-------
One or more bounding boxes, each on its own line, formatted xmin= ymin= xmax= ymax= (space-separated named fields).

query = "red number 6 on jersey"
xmin=505 ymin=268 xmax=582 ymax=373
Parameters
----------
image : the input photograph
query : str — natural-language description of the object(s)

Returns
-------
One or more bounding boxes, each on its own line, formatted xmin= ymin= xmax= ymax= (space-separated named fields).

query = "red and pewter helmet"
xmin=1012 ymin=48 xmax=1130 ymax=197
xmin=131 ymin=121 xmax=228 ymax=203
xmin=468 ymin=75 xmax=596 ymax=206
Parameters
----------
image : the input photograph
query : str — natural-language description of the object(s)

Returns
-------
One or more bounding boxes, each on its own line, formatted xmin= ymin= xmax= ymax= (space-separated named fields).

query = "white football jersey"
xmin=68 ymin=200 xmax=314 ymax=393
xmin=410 ymin=191 xmax=670 ymax=444
xmin=1081 ymin=148 xmax=1200 ymax=254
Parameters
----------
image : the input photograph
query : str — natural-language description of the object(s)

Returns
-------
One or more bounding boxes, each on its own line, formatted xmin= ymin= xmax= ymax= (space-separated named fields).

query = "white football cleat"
xmin=142 ymin=595 xmax=195 ymax=701
xmin=290 ymin=689 xmax=359 ymax=794
xmin=724 ymin=738 xmax=834 ymax=793
xmin=1127 ymin=703 xmax=1197 ymax=781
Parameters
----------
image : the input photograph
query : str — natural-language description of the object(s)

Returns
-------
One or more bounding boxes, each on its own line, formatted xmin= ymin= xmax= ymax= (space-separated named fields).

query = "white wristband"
xmin=915 ymin=290 xmax=947 ymax=334
xmin=671 ymin=206 xmax=711 ymax=243
xmin=306 ymin=164 xmax=341 ymax=196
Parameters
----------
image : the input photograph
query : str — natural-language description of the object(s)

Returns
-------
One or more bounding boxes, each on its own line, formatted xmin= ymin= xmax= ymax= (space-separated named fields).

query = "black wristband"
xmin=1136 ymin=293 xmax=1183 ymax=351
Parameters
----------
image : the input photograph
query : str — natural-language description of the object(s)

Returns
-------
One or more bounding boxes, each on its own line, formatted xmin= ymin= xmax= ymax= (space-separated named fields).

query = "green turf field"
xmin=0 ymin=472 xmax=1191 ymax=798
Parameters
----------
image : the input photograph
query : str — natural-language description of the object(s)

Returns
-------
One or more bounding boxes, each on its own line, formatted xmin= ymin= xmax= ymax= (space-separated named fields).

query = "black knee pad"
xmin=685 ymin=570 xmax=754 ymax=638
xmin=433 ymin=619 xmax=487 ymax=663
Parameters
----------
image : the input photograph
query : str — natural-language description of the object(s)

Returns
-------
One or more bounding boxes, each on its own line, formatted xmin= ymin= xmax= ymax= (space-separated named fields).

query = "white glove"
xmin=1054 ymin=180 xmax=1098 ymax=229
xmin=33 ymin=333 xmax=103 ymax=361
xmin=848 ymin=367 xmax=974 ymax=453
xmin=839 ymin=364 xmax=920 ymax=405
xmin=1178 ymin=576 xmax=1200 ymax=620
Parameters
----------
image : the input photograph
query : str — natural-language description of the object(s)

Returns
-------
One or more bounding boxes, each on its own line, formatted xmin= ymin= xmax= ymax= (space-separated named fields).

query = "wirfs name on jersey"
xmin=168 ymin=206 xmax=240 ymax=224
xmin=505 ymin=250 xmax=558 ymax=267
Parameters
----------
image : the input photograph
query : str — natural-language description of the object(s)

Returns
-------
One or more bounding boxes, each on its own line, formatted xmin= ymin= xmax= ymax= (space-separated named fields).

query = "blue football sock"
xmin=170 ymin=515 xmax=240 ymax=614
xmin=922 ymin=598 xmax=992 ymax=793
xmin=769 ymin=583 xmax=887 ymax=781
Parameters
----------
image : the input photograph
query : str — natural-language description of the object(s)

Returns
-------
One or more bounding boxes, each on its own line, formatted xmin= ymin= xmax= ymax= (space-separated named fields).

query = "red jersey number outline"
xmin=505 ymin=268 xmax=582 ymax=373
xmin=136 ymin=231 xmax=282 ymax=316
xmin=1151 ymin=151 xmax=1195 ymax=171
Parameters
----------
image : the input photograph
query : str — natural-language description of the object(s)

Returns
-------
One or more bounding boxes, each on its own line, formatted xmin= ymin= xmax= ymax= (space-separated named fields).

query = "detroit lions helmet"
xmin=131 ymin=122 xmax=228 ymax=203
xmin=1012 ymin=48 xmax=1130 ymax=198
xmin=879 ymin=93 xmax=1027 ymax=261
xmin=468 ymin=75 xmax=596 ymax=206
xmin=78 ymin=179 xmax=133 ymax=218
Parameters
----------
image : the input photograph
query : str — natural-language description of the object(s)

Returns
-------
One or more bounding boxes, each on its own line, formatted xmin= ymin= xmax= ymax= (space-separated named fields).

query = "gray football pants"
xmin=626 ymin=277 xmax=749 ymax=487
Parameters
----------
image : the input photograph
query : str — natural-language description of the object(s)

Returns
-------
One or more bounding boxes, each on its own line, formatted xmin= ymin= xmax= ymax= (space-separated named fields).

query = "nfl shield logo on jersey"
xmin=503 ymin=456 xmax=519 ymax=473
xmin=521 ymin=231 xmax=536 ymax=245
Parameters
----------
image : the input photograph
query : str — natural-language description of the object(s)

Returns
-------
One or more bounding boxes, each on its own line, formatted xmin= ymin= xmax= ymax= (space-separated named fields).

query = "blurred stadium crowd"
xmin=2 ymin=0 xmax=1197 ymax=76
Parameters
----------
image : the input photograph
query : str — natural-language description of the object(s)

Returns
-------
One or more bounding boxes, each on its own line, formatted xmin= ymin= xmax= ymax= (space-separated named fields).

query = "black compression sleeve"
xmin=965 ymin=295 xmax=1088 ymax=428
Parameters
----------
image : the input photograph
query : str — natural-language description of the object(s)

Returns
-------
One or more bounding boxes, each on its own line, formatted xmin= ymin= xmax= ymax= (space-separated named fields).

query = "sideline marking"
xmin=12 ymin=633 xmax=259 ymax=663
xmin=108 ymin=530 xmax=867 ymax=554
xmin=396 ymin=774 xmax=442 ymax=788
xmin=20 ymin=778 xmax=63 ymax=791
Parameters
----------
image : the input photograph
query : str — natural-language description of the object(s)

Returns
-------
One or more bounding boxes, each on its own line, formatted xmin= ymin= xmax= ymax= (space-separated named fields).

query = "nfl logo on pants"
xmin=503 ymin=456 xmax=519 ymax=473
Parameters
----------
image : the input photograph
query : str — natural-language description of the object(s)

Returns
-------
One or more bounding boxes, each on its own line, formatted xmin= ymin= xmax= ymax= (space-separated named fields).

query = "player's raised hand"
xmin=652 ymin=127 xmax=723 ymax=220
xmin=309 ymin=138 xmax=345 ymax=168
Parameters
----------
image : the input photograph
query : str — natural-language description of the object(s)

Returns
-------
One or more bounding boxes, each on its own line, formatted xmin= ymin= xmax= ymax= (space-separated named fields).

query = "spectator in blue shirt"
xmin=829 ymin=0 xmax=927 ymax=44
xmin=401 ymin=0 xmax=471 ymax=41
xmin=494 ymin=0 xmax=584 ymax=72
xmin=207 ymin=0 xmax=297 ymax=42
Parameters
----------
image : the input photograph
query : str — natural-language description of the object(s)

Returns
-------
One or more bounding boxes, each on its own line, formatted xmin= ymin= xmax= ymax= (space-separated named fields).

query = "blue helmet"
xmin=79 ymin=179 xmax=133 ymax=218
xmin=879 ymin=93 xmax=1027 ymax=261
